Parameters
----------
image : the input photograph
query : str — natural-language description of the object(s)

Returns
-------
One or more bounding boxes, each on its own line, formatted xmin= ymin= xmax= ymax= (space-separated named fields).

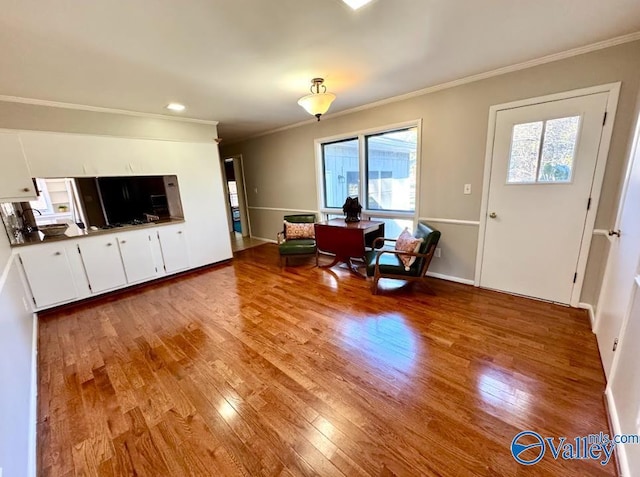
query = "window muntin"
xmin=507 ymin=115 xmax=580 ymax=184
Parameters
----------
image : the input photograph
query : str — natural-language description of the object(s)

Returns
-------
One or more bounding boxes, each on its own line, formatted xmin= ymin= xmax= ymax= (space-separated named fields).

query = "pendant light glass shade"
xmin=297 ymin=78 xmax=336 ymax=121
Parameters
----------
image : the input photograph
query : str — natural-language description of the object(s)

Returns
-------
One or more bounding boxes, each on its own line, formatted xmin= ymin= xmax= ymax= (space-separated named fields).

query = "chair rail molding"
xmin=418 ymin=217 xmax=480 ymax=226
xmin=248 ymin=206 xmax=319 ymax=214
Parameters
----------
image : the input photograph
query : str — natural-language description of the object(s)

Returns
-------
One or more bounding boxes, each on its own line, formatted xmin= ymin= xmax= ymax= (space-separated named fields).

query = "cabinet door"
xmin=0 ymin=133 xmax=36 ymax=201
xmin=78 ymin=237 xmax=127 ymax=293
xmin=19 ymin=246 xmax=79 ymax=308
xmin=118 ymin=231 xmax=158 ymax=284
xmin=158 ymin=227 xmax=189 ymax=273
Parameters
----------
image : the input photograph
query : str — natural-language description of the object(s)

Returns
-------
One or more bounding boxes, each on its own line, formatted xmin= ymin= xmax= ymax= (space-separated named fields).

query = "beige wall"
xmin=0 ymin=101 xmax=217 ymax=142
xmin=223 ymin=40 xmax=640 ymax=303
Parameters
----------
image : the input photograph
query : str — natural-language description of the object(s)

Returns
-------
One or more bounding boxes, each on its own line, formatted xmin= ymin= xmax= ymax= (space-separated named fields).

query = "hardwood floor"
xmin=38 ymin=244 xmax=614 ymax=476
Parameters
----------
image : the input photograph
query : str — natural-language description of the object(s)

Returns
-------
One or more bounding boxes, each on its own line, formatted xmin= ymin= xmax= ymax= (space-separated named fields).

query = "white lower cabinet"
xmin=17 ymin=222 xmax=194 ymax=310
xmin=157 ymin=226 xmax=189 ymax=273
xmin=18 ymin=244 xmax=79 ymax=308
xmin=118 ymin=230 xmax=158 ymax=284
xmin=78 ymin=236 xmax=127 ymax=293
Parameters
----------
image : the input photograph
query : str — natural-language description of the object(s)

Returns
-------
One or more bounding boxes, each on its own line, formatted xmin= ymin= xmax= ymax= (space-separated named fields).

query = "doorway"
xmin=476 ymin=85 xmax=619 ymax=305
xmin=221 ymin=155 xmax=250 ymax=240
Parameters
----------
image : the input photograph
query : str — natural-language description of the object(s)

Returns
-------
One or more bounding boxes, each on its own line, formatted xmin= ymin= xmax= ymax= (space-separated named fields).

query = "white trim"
xmin=419 ymin=217 xmax=480 ymax=226
xmin=578 ymin=302 xmax=596 ymax=330
xmin=426 ymin=271 xmax=475 ymax=286
xmin=248 ymin=206 xmax=319 ymax=214
xmin=571 ymin=83 xmax=621 ymax=307
xmin=594 ymin=228 xmax=615 ymax=243
xmin=250 ymin=236 xmax=277 ymax=244
xmin=28 ymin=313 xmax=38 ymax=477
xmin=604 ymin=387 xmax=630 ymax=477
xmin=474 ymin=83 xmax=621 ymax=309
xmin=313 ymin=119 xmax=422 ymax=223
xmin=237 ymin=32 xmax=640 ymax=143
xmin=0 ymin=95 xmax=219 ymax=126
xmin=595 ymin=110 xmax=640 ymax=333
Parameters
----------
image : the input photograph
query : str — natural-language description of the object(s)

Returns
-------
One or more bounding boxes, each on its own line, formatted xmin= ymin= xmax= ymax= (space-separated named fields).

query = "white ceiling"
xmin=1 ymin=0 xmax=640 ymax=142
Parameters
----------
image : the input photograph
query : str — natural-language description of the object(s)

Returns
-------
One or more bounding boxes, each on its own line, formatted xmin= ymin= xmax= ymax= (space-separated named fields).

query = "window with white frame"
xmin=317 ymin=122 xmax=419 ymax=234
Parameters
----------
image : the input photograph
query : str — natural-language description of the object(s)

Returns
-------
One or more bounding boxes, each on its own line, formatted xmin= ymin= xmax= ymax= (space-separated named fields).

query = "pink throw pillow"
xmin=285 ymin=221 xmax=315 ymax=239
xmin=395 ymin=228 xmax=423 ymax=270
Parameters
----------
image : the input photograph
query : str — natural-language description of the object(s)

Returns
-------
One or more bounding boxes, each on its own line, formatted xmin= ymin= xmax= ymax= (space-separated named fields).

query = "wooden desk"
xmin=314 ymin=219 xmax=385 ymax=277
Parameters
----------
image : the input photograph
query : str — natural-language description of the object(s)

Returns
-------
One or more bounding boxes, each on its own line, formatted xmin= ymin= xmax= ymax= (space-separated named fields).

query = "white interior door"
xmin=480 ymin=92 xmax=608 ymax=304
xmin=596 ymin=117 xmax=640 ymax=378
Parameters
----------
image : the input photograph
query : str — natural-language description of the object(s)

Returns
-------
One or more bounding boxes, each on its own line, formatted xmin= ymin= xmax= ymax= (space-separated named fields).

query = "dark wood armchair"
xmin=364 ymin=222 xmax=441 ymax=294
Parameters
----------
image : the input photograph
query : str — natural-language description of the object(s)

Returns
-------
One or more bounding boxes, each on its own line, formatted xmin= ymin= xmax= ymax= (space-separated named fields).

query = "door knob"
xmin=22 ymin=187 xmax=30 ymax=192
xmin=608 ymin=230 xmax=621 ymax=237
xmin=489 ymin=212 xmax=497 ymax=219
xmin=106 ymin=243 xmax=112 ymax=246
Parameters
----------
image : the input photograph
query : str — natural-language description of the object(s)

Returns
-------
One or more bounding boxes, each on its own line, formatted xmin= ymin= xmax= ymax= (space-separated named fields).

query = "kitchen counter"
xmin=8 ymin=218 xmax=185 ymax=248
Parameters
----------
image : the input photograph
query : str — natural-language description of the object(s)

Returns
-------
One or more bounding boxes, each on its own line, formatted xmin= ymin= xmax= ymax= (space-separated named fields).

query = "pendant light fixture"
xmin=297 ymin=78 xmax=336 ymax=121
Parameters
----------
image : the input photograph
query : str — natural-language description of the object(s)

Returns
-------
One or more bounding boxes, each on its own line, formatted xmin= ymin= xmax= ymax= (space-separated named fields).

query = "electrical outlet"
xmin=464 ymin=184 xmax=471 ymax=195
xmin=434 ymin=247 xmax=441 ymax=258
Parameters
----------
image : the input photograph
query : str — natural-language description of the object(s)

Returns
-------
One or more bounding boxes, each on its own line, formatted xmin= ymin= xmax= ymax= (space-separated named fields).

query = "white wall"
xmin=0 ymin=257 xmax=37 ymax=477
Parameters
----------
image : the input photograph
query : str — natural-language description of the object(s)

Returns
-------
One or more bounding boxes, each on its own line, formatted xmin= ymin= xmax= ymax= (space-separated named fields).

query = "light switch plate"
xmin=464 ymin=184 xmax=471 ymax=195
xmin=435 ymin=247 xmax=441 ymax=258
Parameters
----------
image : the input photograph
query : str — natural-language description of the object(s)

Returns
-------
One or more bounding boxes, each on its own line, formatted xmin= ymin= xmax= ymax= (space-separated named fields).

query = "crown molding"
xmin=240 ymin=31 xmax=640 ymax=143
xmin=0 ymin=95 xmax=219 ymax=126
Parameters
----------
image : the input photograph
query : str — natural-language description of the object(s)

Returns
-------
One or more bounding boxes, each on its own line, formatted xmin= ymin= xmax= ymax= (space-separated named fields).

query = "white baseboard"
xmin=605 ymin=387 xmax=629 ymax=476
xmin=426 ymin=271 xmax=474 ymax=286
xmin=250 ymin=236 xmax=277 ymax=244
xmin=578 ymin=302 xmax=596 ymax=330
xmin=28 ymin=313 xmax=38 ymax=477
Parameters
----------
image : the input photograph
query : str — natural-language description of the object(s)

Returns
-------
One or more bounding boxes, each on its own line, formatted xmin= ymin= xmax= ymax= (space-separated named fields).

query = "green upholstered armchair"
xmin=277 ymin=214 xmax=318 ymax=266
xmin=365 ymin=222 xmax=441 ymax=294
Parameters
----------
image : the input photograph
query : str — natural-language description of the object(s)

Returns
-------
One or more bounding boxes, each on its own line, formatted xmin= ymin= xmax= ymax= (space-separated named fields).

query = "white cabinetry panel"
xmin=0 ymin=133 xmax=36 ymax=201
xmin=158 ymin=226 xmax=189 ymax=273
xmin=19 ymin=244 xmax=78 ymax=308
xmin=78 ymin=236 xmax=127 ymax=293
xmin=118 ymin=230 xmax=158 ymax=284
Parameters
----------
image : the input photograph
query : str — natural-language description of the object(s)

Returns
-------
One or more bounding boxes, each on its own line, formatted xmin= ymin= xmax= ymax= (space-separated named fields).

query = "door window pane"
xmin=366 ymin=128 xmax=417 ymax=212
xmin=538 ymin=116 xmax=580 ymax=183
xmin=322 ymin=138 xmax=359 ymax=209
xmin=507 ymin=121 xmax=543 ymax=183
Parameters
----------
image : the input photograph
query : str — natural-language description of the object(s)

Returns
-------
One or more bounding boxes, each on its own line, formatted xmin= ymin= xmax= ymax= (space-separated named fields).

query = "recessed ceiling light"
xmin=342 ymin=0 xmax=373 ymax=10
xmin=166 ymin=103 xmax=186 ymax=112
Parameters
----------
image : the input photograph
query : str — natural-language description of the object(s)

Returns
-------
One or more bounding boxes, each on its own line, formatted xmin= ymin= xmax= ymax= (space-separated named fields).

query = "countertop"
xmin=8 ymin=218 xmax=185 ymax=248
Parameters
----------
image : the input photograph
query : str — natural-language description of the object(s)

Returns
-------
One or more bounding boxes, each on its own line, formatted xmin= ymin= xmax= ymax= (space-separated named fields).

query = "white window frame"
xmin=314 ymin=119 xmax=422 ymax=227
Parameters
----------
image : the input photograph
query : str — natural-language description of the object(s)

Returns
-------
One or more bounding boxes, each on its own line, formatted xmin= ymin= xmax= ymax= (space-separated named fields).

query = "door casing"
xmin=474 ymin=83 xmax=621 ymax=307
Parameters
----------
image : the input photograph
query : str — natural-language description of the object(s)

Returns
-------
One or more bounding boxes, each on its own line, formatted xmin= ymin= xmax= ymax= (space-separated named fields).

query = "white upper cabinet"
xmin=0 ymin=132 xmax=36 ymax=201
xmin=78 ymin=236 xmax=127 ymax=293
xmin=118 ymin=230 xmax=158 ymax=284
xmin=19 ymin=244 xmax=79 ymax=308
xmin=158 ymin=226 xmax=189 ymax=273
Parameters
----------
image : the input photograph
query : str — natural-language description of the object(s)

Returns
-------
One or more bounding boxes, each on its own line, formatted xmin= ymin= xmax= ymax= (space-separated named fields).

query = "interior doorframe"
xmin=221 ymin=154 xmax=252 ymax=238
xmin=474 ymin=82 xmax=621 ymax=307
